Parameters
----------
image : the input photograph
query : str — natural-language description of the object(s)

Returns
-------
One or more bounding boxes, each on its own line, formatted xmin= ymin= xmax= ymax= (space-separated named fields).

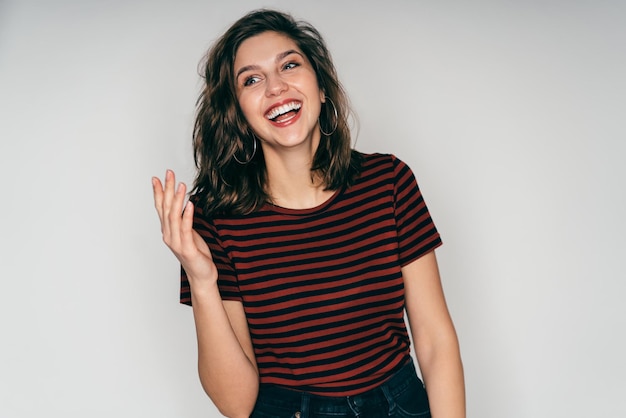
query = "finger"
xmin=180 ymin=200 xmax=197 ymax=254
xmin=162 ymin=169 xmax=178 ymax=215
xmin=167 ymin=180 xmax=188 ymax=249
xmin=162 ymin=169 xmax=176 ymax=215
xmin=161 ymin=170 xmax=178 ymax=243
xmin=152 ymin=176 xmax=165 ymax=220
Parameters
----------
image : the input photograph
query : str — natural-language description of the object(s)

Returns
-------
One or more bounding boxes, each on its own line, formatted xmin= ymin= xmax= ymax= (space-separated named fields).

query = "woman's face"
xmin=234 ymin=31 xmax=325 ymax=153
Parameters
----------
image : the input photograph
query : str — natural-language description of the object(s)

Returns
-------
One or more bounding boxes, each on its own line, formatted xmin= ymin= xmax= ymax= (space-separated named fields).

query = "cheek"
xmin=237 ymin=95 xmax=259 ymax=122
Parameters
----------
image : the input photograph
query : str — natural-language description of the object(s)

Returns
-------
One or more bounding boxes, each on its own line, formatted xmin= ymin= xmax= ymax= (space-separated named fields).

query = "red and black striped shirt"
xmin=181 ymin=153 xmax=442 ymax=396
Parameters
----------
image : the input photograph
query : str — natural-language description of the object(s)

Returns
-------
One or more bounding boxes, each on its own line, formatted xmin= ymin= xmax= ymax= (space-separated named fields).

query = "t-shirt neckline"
xmin=262 ymin=188 xmax=343 ymax=216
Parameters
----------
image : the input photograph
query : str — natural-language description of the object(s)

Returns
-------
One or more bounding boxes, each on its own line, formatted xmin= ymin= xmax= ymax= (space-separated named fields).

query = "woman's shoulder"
xmin=356 ymin=151 xmax=407 ymax=174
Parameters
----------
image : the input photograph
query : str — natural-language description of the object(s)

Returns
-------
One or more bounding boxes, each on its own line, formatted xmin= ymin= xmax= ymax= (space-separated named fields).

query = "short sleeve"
xmin=179 ymin=203 xmax=241 ymax=306
xmin=392 ymin=155 xmax=442 ymax=266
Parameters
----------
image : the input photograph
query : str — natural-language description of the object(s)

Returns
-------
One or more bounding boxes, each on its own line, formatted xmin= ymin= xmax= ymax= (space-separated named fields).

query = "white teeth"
xmin=265 ymin=101 xmax=301 ymax=120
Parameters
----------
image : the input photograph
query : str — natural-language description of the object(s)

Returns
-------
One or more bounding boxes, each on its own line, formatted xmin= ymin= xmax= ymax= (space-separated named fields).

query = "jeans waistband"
xmin=253 ymin=359 xmax=420 ymax=417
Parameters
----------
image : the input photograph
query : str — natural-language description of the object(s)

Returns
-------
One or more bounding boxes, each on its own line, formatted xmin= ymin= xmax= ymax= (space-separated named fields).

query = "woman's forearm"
xmin=417 ymin=335 xmax=465 ymax=418
xmin=190 ymin=283 xmax=259 ymax=417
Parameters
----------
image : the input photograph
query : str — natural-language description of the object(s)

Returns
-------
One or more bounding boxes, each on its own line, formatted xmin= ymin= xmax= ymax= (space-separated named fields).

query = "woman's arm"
xmin=153 ymin=171 xmax=259 ymax=417
xmin=403 ymin=251 xmax=465 ymax=418
xmin=191 ymin=291 xmax=259 ymax=417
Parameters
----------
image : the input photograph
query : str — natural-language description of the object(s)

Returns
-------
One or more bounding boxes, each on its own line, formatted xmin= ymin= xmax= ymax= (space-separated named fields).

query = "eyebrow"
xmin=235 ymin=49 xmax=303 ymax=80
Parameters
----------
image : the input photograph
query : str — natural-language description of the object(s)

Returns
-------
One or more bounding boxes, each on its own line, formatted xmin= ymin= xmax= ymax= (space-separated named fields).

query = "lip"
xmin=264 ymin=99 xmax=302 ymax=117
xmin=264 ymin=99 xmax=303 ymax=127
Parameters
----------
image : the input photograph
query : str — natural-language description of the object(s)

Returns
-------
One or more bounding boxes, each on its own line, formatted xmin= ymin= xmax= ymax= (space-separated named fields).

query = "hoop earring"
xmin=233 ymin=135 xmax=257 ymax=165
xmin=320 ymin=97 xmax=338 ymax=136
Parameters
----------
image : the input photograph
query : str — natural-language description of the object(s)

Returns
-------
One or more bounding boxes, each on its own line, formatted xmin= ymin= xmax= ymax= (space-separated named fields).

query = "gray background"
xmin=1 ymin=0 xmax=624 ymax=416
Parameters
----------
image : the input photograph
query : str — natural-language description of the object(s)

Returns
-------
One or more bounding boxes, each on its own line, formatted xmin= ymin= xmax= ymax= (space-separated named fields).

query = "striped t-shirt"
xmin=181 ymin=153 xmax=442 ymax=396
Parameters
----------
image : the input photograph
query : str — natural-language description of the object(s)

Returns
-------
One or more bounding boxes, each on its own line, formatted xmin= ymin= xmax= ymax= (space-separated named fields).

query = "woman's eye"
xmin=283 ymin=62 xmax=299 ymax=70
xmin=243 ymin=76 xmax=261 ymax=87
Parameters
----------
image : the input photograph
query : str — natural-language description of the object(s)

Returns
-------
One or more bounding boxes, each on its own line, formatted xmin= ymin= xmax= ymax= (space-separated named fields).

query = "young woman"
xmin=152 ymin=9 xmax=465 ymax=418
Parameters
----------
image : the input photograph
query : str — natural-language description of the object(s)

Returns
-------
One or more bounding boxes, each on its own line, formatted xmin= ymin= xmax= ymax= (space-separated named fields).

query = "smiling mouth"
xmin=265 ymin=101 xmax=302 ymax=123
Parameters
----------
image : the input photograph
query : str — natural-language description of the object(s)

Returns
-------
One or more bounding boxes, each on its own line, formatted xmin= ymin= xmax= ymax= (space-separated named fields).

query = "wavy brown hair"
xmin=191 ymin=9 xmax=363 ymax=216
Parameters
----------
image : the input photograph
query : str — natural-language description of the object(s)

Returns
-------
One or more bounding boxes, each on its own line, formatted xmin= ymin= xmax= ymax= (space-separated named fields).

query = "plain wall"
xmin=1 ymin=0 xmax=624 ymax=416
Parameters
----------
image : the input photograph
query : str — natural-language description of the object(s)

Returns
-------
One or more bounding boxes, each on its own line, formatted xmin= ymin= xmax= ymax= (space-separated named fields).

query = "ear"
xmin=320 ymin=90 xmax=326 ymax=103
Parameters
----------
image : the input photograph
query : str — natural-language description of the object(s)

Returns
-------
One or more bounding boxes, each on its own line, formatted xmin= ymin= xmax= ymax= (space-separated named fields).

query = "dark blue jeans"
xmin=250 ymin=360 xmax=430 ymax=418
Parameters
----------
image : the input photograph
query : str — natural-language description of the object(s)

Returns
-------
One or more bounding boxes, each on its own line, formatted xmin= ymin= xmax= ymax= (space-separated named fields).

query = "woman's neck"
xmin=264 ymin=148 xmax=333 ymax=210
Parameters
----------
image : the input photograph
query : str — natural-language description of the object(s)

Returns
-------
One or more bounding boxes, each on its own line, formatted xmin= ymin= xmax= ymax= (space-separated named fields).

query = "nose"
xmin=265 ymin=73 xmax=287 ymax=97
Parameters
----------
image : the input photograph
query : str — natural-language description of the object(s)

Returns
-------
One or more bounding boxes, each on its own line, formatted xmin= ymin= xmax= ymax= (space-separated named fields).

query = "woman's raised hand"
xmin=152 ymin=170 xmax=218 ymax=286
